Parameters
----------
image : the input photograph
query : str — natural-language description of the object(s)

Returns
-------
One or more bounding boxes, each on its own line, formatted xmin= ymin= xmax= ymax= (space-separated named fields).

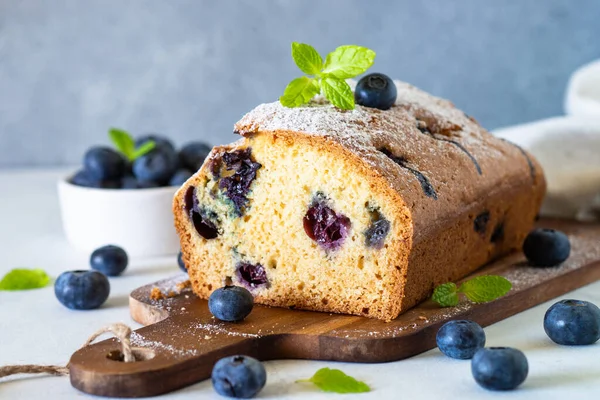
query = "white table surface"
xmin=1 ymin=168 xmax=599 ymax=400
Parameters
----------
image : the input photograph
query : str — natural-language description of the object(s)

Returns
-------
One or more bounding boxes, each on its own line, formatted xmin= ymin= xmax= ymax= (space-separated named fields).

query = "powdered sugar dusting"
xmin=130 ymin=331 xmax=199 ymax=357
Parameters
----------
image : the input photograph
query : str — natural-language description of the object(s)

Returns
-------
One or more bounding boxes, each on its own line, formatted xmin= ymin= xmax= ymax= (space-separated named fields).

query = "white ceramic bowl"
xmin=565 ymin=59 xmax=600 ymax=118
xmin=58 ymin=176 xmax=180 ymax=258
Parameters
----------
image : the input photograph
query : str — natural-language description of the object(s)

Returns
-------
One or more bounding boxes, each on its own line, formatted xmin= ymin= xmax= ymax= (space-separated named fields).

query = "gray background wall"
xmin=1 ymin=0 xmax=599 ymax=168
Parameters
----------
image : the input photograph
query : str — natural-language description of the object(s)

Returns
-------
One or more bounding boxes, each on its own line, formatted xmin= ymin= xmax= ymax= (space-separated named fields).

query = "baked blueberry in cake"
xmin=173 ymin=79 xmax=545 ymax=321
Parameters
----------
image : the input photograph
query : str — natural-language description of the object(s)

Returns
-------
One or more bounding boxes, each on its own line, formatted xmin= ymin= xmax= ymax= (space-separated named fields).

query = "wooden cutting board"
xmin=68 ymin=219 xmax=600 ymax=398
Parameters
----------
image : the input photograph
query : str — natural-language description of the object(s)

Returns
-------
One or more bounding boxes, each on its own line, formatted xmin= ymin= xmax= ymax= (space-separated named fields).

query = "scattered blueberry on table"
xmin=544 ymin=299 xmax=600 ymax=345
xmin=211 ymin=355 xmax=266 ymax=398
xmin=177 ymin=251 xmax=187 ymax=272
xmin=209 ymin=286 xmax=254 ymax=322
xmin=436 ymin=320 xmax=486 ymax=359
xmin=54 ymin=270 xmax=110 ymax=310
xmin=354 ymin=73 xmax=397 ymax=110
xmin=471 ymin=347 xmax=528 ymax=391
xmin=523 ymin=228 xmax=571 ymax=267
xmin=90 ymin=245 xmax=129 ymax=277
xmin=70 ymin=128 xmax=211 ymax=190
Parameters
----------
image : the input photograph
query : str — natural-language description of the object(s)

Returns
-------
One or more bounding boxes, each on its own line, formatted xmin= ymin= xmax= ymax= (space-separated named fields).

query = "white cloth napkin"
xmin=492 ymin=60 xmax=600 ymax=221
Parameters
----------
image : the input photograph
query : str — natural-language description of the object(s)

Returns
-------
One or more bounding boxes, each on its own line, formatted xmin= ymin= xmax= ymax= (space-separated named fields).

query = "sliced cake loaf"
xmin=173 ymin=80 xmax=546 ymax=321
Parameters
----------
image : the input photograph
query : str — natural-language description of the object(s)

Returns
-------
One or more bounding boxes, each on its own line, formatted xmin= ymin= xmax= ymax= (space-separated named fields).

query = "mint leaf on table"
xmin=321 ymin=45 xmax=376 ymax=79
xmin=298 ymin=368 xmax=370 ymax=394
xmin=281 ymin=42 xmax=376 ymax=109
xmin=432 ymin=282 xmax=459 ymax=307
xmin=431 ymin=275 xmax=512 ymax=307
xmin=0 ymin=268 xmax=50 ymax=291
xmin=280 ymin=76 xmax=321 ymax=108
xmin=291 ymin=42 xmax=323 ymax=75
xmin=458 ymin=275 xmax=512 ymax=303
xmin=109 ymin=127 xmax=155 ymax=161
xmin=320 ymin=77 xmax=355 ymax=110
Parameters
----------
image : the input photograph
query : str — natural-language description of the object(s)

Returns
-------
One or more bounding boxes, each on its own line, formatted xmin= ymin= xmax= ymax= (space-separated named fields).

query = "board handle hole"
xmin=106 ymin=348 xmax=156 ymax=362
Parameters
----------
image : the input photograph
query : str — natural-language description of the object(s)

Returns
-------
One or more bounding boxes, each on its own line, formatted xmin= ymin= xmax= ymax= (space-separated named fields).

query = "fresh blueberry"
xmin=208 ymin=286 xmax=254 ymax=322
xmin=471 ymin=347 xmax=528 ymax=391
xmin=132 ymin=148 xmax=178 ymax=185
xmin=177 ymin=251 xmax=187 ymax=272
xmin=54 ymin=270 xmax=110 ymax=310
xmin=523 ymin=228 xmax=570 ymax=267
xmin=90 ymin=245 xmax=129 ymax=277
xmin=436 ymin=320 xmax=486 ymax=359
xmin=179 ymin=142 xmax=211 ymax=171
xmin=83 ymin=146 xmax=126 ymax=181
xmin=544 ymin=299 xmax=600 ymax=345
xmin=355 ymin=73 xmax=397 ymax=110
xmin=135 ymin=134 xmax=175 ymax=153
xmin=169 ymin=169 xmax=193 ymax=187
xmin=70 ymin=170 xmax=120 ymax=189
xmin=211 ymin=355 xmax=266 ymax=398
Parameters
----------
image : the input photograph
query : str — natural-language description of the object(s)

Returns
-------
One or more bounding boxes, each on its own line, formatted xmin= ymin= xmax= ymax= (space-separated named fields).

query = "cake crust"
xmin=174 ymin=80 xmax=546 ymax=321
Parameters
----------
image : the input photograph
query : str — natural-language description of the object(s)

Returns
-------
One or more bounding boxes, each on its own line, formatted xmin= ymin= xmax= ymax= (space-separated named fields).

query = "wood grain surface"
xmin=68 ymin=219 xmax=600 ymax=397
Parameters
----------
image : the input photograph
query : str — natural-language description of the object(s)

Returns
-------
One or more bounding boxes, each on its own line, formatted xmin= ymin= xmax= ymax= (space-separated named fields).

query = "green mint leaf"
xmin=298 ymin=368 xmax=370 ymax=394
xmin=131 ymin=140 xmax=156 ymax=160
xmin=321 ymin=78 xmax=354 ymax=110
xmin=291 ymin=42 xmax=323 ymax=75
xmin=109 ymin=128 xmax=136 ymax=161
xmin=432 ymin=282 xmax=459 ymax=307
xmin=0 ymin=268 xmax=50 ymax=291
xmin=458 ymin=275 xmax=512 ymax=303
xmin=280 ymin=76 xmax=320 ymax=108
xmin=322 ymin=45 xmax=376 ymax=79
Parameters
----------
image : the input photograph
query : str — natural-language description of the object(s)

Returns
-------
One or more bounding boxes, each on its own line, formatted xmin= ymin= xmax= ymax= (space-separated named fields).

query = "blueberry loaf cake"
xmin=174 ymin=80 xmax=545 ymax=321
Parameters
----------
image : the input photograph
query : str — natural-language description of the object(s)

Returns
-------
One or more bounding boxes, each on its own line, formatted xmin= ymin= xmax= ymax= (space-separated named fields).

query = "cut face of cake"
xmin=173 ymin=80 xmax=546 ymax=321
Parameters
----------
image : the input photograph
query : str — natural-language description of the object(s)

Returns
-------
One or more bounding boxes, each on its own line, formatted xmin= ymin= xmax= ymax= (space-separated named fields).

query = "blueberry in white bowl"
xmin=54 ymin=270 xmax=110 ymax=310
xmin=83 ymin=146 xmax=126 ymax=181
xmin=179 ymin=142 xmax=212 ymax=171
xmin=169 ymin=169 xmax=194 ymax=187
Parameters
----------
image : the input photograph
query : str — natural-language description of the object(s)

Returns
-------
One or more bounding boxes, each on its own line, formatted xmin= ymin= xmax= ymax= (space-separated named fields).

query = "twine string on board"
xmin=0 ymin=323 xmax=134 ymax=379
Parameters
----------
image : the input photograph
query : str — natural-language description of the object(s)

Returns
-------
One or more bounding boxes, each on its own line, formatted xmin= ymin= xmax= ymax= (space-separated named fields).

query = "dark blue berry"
xmin=135 ymin=134 xmax=175 ymax=154
xmin=436 ymin=320 xmax=486 ymax=359
xmin=208 ymin=286 xmax=254 ymax=322
xmin=120 ymin=175 xmax=159 ymax=189
xmin=237 ymin=262 xmax=268 ymax=289
xmin=177 ymin=251 xmax=187 ymax=272
xmin=355 ymin=73 xmax=397 ymax=110
xmin=90 ymin=245 xmax=128 ymax=277
xmin=184 ymin=186 xmax=220 ymax=239
xmin=179 ymin=142 xmax=211 ymax=172
xmin=365 ymin=217 xmax=390 ymax=249
xmin=211 ymin=355 xmax=266 ymax=398
xmin=471 ymin=347 xmax=528 ymax=391
xmin=544 ymin=299 xmax=600 ymax=345
xmin=303 ymin=194 xmax=351 ymax=251
xmin=169 ymin=169 xmax=193 ymax=187
xmin=70 ymin=170 xmax=120 ymax=189
xmin=83 ymin=146 xmax=126 ymax=181
xmin=523 ymin=228 xmax=570 ymax=267
xmin=54 ymin=270 xmax=110 ymax=310
xmin=132 ymin=148 xmax=178 ymax=185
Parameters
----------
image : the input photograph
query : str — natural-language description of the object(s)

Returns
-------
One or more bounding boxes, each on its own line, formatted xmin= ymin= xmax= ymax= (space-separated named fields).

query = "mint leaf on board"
xmin=109 ymin=128 xmax=155 ymax=161
xmin=458 ymin=275 xmax=512 ymax=303
xmin=0 ymin=268 xmax=51 ymax=291
xmin=291 ymin=42 xmax=323 ymax=75
xmin=320 ymin=78 xmax=355 ymax=110
xmin=431 ymin=282 xmax=459 ymax=307
xmin=322 ymin=45 xmax=376 ymax=79
xmin=298 ymin=368 xmax=370 ymax=394
xmin=280 ymin=76 xmax=321 ymax=108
